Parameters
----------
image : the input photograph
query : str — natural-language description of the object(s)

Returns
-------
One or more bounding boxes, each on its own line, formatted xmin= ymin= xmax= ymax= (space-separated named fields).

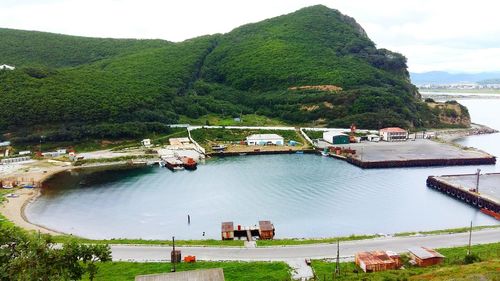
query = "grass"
xmin=83 ymin=261 xmax=291 ymax=281
xmin=311 ymin=242 xmax=500 ymax=281
xmin=52 ymin=236 xmax=245 ymax=247
xmin=257 ymin=234 xmax=381 ymax=247
xmin=180 ymin=114 xmax=288 ymax=126
xmin=394 ymin=225 xmax=500 ymax=237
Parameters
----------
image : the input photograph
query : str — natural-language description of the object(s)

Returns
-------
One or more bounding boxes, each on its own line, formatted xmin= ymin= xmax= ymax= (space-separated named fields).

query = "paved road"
xmin=110 ymin=228 xmax=500 ymax=262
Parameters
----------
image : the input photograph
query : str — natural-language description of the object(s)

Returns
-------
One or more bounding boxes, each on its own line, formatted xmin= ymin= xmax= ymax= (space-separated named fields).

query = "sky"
xmin=1 ymin=0 xmax=499 ymax=73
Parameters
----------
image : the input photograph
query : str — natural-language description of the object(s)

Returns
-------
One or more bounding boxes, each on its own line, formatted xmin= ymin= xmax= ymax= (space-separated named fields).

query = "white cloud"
xmin=1 ymin=0 xmax=499 ymax=72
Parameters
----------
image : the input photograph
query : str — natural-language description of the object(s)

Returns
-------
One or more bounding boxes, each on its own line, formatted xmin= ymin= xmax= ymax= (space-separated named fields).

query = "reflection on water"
xmin=26 ymin=98 xmax=500 ymax=240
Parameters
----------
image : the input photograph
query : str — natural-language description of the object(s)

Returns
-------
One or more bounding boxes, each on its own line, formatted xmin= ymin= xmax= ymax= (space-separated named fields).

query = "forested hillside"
xmin=0 ymin=5 xmax=460 ymax=144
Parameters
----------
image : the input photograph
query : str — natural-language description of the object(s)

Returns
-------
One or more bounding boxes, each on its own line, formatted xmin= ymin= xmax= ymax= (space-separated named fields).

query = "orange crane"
xmin=349 ymin=124 xmax=357 ymax=143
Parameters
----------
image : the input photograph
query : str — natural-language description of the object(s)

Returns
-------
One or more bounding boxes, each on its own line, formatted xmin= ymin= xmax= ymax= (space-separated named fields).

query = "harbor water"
xmin=26 ymin=97 xmax=500 ymax=240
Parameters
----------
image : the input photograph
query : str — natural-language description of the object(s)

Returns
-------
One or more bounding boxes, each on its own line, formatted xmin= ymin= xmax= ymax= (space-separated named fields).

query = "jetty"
xmin=427 ymin=172 xmax=500 ymax=217
xmin=221 ymin=221 xmax=275 ymax=241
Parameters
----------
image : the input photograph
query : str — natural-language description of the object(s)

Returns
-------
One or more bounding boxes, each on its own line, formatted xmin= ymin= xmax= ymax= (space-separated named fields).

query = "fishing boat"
xmin=163 ymin=157 xmax=184 ymax=171
xmin=480 ymin=208 xmax=500 ymax=220
xmin=321 ymin=148 xmax=329 ymax=157
xmin=180 ymin=157 xmax=197 ymax=170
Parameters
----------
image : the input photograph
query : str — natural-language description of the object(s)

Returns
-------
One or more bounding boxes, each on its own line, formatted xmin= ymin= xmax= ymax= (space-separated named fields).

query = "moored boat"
xmin=163 ymin=157 xmax=184 ymax=171
xmin=480 ymin=208 xmax=500 ymax=220
xmin=181 ymin=157 xmax=197 ymax=170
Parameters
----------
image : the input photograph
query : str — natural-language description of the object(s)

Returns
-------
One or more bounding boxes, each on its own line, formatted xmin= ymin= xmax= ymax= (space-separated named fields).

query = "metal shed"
xmin=408 ymin=247 xmax=444 ymax=267
xmin=355 ymin=251 xmax=401 ymax=273
xmin=323 ymin=131 xmax=350 ymax=144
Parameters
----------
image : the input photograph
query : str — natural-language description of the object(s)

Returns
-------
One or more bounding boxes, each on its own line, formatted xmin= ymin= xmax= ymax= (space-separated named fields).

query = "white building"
xmin=0 ymin=64 xmax=15 ymax=70
xmin=379 ymin=127 xmax=408 ymax=142
xmin=246 ymin=134 xmax=284 ymax=146
xmin=366 ymin=134 xmax=380 ymax=142
xmin=141 ymin=139 xmax=152 ymax=147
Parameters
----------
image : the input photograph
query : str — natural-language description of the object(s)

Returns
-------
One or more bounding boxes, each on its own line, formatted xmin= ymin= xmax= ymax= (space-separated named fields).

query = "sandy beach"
xmin=0 ymin=159 xmax=74 ymax=234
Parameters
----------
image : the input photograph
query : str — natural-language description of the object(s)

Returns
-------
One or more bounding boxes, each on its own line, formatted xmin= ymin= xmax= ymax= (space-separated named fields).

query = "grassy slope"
xmin=0 ymin=27 xmax=169 ymax=68
xmin=312 ymin=243 xmax=500 ymax=281
xmin=0 ymin=5 xmax=454 ymax=140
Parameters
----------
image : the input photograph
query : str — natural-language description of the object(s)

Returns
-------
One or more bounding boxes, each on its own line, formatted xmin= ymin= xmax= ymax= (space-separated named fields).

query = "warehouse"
xmin=323 ymin=131 xmax=350 ymax=144
xmin=246 ymin=134 xmax=284 ymax=146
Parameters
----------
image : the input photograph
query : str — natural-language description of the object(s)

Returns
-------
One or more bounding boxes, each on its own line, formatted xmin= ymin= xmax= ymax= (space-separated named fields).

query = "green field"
xmin=312 ymin=243 xmax=500 ymax=281
xmin=52 ymin=236 xmax=245 ymax=247
xmin=83 ymin=261 xmax=291 ymax=281
xmin=180 ymin=114 xmax=288 ymax=126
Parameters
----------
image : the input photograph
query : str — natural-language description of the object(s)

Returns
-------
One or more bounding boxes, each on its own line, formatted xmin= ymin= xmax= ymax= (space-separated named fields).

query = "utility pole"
xmin=334 ymin=239 xmax=340 ymax=276
xmin=476 ymin=169 xmax=481 ymax=206
xmin=171 ymin=236 xmax=176 ymax=272
xmin=476 ymin=169 xmax=481 ymax=192
xmin=467 ymin=221 xmax=473 ymax=255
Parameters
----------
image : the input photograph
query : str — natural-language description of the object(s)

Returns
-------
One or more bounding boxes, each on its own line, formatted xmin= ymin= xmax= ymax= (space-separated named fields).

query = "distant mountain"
xmin=0 ymin=5 xmax=459 ymax=143
xmin=410 ymin=71 xmax=500 ymax=85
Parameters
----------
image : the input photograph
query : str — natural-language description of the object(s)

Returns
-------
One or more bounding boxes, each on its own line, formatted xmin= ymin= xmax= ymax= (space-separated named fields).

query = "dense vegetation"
xmin=0 ymin=218 xmax=111 ymax=281
xmin=0 ymin=5 xmax=460 ymax=146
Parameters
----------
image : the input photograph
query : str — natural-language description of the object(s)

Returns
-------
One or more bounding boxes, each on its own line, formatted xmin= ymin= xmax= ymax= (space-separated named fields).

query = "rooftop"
xmin=135 ymin=268 xmax=224 ymax=281
xmin=356 ymin=251 xmax=398 ymax=265
xmin=246 ymin=134 xmax=283 ymax=140
xmin=408 ymin=247 xmax=444 ymax=259
xmin=380 ymin=127 xmax=407 ymax=133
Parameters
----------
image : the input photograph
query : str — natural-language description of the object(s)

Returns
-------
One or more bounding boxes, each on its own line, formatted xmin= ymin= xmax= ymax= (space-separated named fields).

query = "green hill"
xmin=0 ymin=5 xmax=460 ymax=144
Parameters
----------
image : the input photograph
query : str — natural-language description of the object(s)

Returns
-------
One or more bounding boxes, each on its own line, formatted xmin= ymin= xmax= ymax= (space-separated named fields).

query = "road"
xmin=110 ymin=228 xmax=500 ymax=262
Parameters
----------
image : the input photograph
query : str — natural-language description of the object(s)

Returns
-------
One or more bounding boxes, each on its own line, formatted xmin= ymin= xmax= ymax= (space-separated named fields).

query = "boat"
xmin=295 ymin=151 xmax=304 ymax=154
xmin=211 ymin=145 xmax=227 ymax=151
xmin=480 ymin=208 xmax=500 ymax=220
xmin=321 ymin=148 xmax=329 ymax=157
xmin=180 ymin=157 xmax=197 ymax=170
xmin=163 ymin=157 xmax=184 ymax=171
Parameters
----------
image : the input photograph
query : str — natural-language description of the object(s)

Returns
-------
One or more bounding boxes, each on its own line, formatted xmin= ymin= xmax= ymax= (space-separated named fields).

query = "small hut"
xmin=258 ymin=221 xmax=275 ymax=240
xmin=408 ymin=247 xmax=444 ymax=267
xmin=221 ymin=222 xmax=234 ymax=240
xmin=355 ymin=251 xmax=401 ymax=273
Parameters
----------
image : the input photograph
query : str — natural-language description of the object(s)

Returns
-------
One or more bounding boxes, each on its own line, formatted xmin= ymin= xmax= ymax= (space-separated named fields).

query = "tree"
xmin=0 ymin=226 xmax=111 ymax=281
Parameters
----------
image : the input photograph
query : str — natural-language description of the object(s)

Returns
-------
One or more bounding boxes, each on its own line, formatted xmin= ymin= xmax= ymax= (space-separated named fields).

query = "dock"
xmin=208 ymin=149 xmax=316 ymax=157
xmin=427 ymin=173 xmax=500 ymax=215
xmin=221 ymin=221 xmax=275 ymax=241
xmin=338 ymin=139 xmax=495 ymax=169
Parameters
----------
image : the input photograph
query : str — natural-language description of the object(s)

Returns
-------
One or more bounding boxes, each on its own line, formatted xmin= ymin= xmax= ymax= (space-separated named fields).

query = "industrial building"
xmin=323 ymin=131 xmax=350 ymax=144
xmin=408 ymin=247 xmax=444 ymax=267
xmin=355 ymin=251 xmax=401 ymax=273
xmin=379 ymin=127 xmax=408 ymax=142
xmin=246 ymin=134 xmax=284 ymax=146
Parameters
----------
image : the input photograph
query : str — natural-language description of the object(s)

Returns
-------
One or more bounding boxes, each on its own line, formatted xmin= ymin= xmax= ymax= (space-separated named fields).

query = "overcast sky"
xmin=1 ymin=0 xmax=499 ymax=73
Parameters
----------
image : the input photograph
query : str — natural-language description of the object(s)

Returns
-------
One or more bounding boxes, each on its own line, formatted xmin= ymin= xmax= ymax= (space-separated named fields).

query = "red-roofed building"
xmin=355 ymin=251 xmax=401 ymax=272
xmin=408 ymin=247 xmax=444 ymax=267
xmin=379 ymin=127 xmax=408 ymax=142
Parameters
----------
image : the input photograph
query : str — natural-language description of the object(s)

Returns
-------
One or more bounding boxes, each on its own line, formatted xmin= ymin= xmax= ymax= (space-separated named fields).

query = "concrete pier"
xmin=341 ymin=139 xmax=496 ymax=168
xmin=427 ymin=173 xmax=500 ymax=213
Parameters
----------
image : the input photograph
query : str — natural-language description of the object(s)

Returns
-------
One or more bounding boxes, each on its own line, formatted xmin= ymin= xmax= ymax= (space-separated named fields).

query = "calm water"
xmin=26 ymin=98 xmax=500 ymax=240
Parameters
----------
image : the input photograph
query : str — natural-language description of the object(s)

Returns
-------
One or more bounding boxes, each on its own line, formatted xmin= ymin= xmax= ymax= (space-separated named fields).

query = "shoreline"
xmin=1 ymin=160 xmax=139 ymax=236
xmin=1 ymin=123 xmax=498 ymax=240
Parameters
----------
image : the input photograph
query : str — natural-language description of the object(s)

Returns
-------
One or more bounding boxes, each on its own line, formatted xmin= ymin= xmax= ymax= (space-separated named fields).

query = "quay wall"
xmin=346 ymin=157 xmax=496 ymax=169
xmin=426 ymin=176 xmax=499 ymax=213
xmin=207 ymin=149 xmax=317 ymax=157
